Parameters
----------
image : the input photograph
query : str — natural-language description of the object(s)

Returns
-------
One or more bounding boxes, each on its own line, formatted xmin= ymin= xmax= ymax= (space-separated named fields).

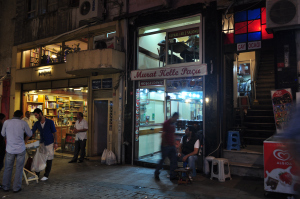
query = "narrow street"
xmin=0 ymin=156 xmax=269 ymax=199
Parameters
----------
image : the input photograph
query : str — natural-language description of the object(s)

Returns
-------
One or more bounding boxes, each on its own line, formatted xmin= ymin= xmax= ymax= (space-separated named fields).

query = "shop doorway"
xmin=233 ymin=51 xmax=257 ymax=108
xmin=93 ymin=99 xmax=112 ymax=156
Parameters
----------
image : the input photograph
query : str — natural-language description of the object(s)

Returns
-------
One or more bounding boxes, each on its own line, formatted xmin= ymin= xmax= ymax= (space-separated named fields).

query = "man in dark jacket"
xmin=178 ymin=126 xmax=199 ymax=179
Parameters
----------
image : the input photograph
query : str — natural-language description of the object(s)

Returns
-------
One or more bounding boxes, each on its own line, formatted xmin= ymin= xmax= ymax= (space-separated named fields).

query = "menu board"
xmin=271 ymin=89 xmax=293 ymax=133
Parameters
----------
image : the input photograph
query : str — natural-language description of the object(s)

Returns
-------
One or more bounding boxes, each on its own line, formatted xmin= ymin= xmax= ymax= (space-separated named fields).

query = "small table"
xmin=175 ymin=168 xmax=192 ymax=185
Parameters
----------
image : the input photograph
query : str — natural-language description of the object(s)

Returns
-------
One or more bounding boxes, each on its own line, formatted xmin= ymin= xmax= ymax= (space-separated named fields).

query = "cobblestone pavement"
xmin=0 ymin=156 xmax=288 ymax=199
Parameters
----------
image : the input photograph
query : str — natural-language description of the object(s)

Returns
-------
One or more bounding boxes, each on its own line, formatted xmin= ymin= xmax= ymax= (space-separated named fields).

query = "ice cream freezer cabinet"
xmin=264 ymin=137 xmax=300 ymax=196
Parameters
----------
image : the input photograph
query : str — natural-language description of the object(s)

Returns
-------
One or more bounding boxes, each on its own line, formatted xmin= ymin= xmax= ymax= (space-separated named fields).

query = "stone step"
xmin=254 ymin=99 xmax=272 ymax=105
xmin=243 ymin=122 xmax=276 ymax=130
xmin=256 ymin=87 xmax=274 ymax=93
xmin=259 ymin=70 xmax=275 ymax=75
xmin=247 ymin=109 xmax=273 ymax=116
xmin=244 ymin=137 xmax=267 ymax=145
xmin=224 ymin=149 xmax=263 ymax=166
xmin=244 ymin=129 xmax=275 ymax=138
xmin=256 ymin=79 xmax=275 ymax=84
xmin=259 ymin=66 xmax=274 ymax=71
xmin=256 ymin=83 xmax=275 ymax=88
xmin=244 ymin=116 xmax=275 ymax=123
xmin=229 ymin=162 xmax=264 ymax=178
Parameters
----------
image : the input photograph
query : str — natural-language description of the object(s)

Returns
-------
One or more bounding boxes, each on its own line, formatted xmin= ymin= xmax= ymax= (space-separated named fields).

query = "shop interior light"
xmin=74 ymin=88 xmax=81 ymax=91
xmin=51 ymin=54 xmax=57 ymax=59
xmin=205 ymin=98 xmax=209 ymax=103
xmin=200 ymin=99 xmax=203 ymax=103
xmin=185 ymin=99 xmax=191 ymax=103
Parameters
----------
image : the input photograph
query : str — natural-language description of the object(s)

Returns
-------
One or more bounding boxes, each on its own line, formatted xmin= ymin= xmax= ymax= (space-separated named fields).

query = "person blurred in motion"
xmin=154 ymin=112 xmax=179 ymax=181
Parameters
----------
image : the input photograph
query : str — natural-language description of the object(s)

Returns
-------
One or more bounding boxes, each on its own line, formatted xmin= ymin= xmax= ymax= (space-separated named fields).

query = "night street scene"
xmin=0 ymin=0 xmax=299 ymax=198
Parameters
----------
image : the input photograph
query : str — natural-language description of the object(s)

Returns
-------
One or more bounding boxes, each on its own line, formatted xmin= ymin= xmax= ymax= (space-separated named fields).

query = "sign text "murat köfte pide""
xmin=131 ymin=64 xmax=207 ymax=80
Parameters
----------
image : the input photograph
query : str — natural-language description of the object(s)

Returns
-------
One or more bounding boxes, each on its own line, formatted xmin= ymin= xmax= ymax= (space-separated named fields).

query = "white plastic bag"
xmin=106 ymin=150 xmax=117 ymax=165
xmin=101 ymin=149 xmax=108 ymax=164
xmin=31 ymin=146 xmax=47 ymax=172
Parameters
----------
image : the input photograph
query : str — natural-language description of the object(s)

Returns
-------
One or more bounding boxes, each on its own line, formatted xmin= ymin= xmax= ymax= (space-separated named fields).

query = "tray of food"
xmin=25 ymin=140 xmax=40 ymax=149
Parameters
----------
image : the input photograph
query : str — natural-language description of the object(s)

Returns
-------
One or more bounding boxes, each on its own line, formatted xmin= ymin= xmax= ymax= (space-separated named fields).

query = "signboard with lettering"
xmin=168 ymin=27 xmax=199 ymax=39
xmin=102 ymin=78 xmax=113 ymax=89
xmin=248 ymin=41 xmax=261 ymax=50
xmin=130 ymin=64 xmax=207 ymax=81
xmin=92 ymin=79 xmax=101 ymax=90
xmin=237 ymin=43 xmax=246 ymax=51
xmin=139 ymin=80 xmax=164 ymax=87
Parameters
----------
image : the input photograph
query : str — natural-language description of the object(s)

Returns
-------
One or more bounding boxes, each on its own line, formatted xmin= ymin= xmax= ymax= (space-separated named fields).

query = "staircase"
xmin=224 ymin=51 xmax=276 ymax=178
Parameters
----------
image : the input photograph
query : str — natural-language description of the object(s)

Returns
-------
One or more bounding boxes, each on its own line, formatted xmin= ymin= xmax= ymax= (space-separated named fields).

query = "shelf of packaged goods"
xmin=45 ymin=100 xmax=57 ymax=102
xmin=27 ymin=101 xmax=44 ymax=103
xmin=70 ymin=100 xmax=83 ymax=102
xmin=46 ymin=108 xmax=56 ymax=109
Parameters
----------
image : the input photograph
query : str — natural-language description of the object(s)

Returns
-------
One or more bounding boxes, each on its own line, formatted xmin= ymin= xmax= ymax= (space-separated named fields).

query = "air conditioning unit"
xmin=77 ymin=0 xmax=102 ymax=27
xmin=266 ymin=0 xmax=300 ymax=29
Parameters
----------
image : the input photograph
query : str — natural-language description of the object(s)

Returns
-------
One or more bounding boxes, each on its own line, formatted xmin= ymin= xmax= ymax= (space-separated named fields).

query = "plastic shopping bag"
xmin=101 ymin=149 xmax=108 ymax=164
xmin=31 ymin=146 xmax=47 ymax=172
xmin=106 ymin=150 xmax=117 ymax=165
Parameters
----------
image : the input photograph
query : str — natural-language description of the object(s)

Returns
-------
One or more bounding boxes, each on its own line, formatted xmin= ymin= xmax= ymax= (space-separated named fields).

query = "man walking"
xmin=1 ymin=110 xmax=32 ymax=193
xmin=32 ymin=108 xmax=57 ymax=181
xmin=154 ymin=112 xmax=179 ymax=181
xmin=69 ymin=112 xmax=88 ymax=163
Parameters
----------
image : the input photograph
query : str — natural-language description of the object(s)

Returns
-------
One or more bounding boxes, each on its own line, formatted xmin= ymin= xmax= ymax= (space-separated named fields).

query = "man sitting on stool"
xmin=178 ymin=126 xmax=199 ymax=179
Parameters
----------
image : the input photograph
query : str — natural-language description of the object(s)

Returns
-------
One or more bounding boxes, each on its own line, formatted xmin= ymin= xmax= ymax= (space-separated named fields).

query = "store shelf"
xmin=46 ymin=100 xmax=57 ymax=102
xmin=27 ymin=101 xmax=44 ymax=103
xmin=46 ymin=108 xmax=56 ymax=109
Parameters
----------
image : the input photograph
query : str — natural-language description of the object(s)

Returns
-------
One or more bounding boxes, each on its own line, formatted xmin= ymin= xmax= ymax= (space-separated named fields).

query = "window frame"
xmin=137 ymin=14 xmax=203 ymax=70
xmin=27 ymin=0 xmax=58 ymax=18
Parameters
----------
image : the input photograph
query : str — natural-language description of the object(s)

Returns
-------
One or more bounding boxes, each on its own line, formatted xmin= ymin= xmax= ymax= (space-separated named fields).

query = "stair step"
xmin=259 ymin=71 xmax=275 ymax=75
xmin=257 ymin=75 xmax=275 ymax=80
xmin=243 ymin=122 xmax=276 ymax=129
xmin=256 ymin=83 xmax=275 ymax=88
xmin=244 ymin=129 xmax=275 ymax=137
xmin=247 ymin=109 xmax=273 ymax=116
xmin=244 ymin=116 xmax=275 ymax=123
xmin=256 ymin=79 xmax=275 ymax=83
xmin=224 ymin=150 xmax=263 ymax=165
xmin=244 ymin=137 xmax=267 ymax=145
xmin=252 ymin=104 xmax=273 ymax=108
xmin=256 ymin=88 xmax=274 ymax=92
xmin=229 ymin=162 xmax=264 ymax=178
xmin=254 ymin=99 xmax=272 ymax=105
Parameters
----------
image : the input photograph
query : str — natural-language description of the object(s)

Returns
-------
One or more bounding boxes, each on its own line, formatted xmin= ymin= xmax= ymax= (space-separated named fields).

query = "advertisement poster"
xmin=135 ymin=89 xmax=140 ymax=141
xmin=264 ymin=141 xmax=299 ymax=194
xmin=271 ymin=89 xmax=293 ymax=133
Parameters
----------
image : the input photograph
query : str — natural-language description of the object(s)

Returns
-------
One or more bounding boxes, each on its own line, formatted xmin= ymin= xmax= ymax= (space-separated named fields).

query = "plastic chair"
xmin=210 ymin=158 xmax=232 ymax=182
xmin=226 ymin=131 xmax=241 ymax=150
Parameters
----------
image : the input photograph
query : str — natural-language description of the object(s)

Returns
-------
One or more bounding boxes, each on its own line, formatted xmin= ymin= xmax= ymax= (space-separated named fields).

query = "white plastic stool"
xmin=210 ymin=158 xmax=232 ymax=182
xmin=204 ymin=156 xmax=215 ymax=175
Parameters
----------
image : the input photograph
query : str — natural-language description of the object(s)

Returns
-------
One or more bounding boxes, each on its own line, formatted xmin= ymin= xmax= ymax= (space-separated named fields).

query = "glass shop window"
xmin=137 ymin=16 xmax=201 ymax=69
xmin=41 ymin=43 xmax=62 ymax=65
xmin=28 ymin=0 xmax=37 ymax=18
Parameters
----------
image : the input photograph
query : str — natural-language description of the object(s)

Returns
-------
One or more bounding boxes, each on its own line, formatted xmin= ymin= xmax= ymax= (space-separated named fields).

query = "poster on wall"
xmin=264 ymin=141 xmax=299 ymax=194
xmin=135 ymin=89 xmax=140 ymax=141
xmin=271 ymin=89 xmax=293 ymax=134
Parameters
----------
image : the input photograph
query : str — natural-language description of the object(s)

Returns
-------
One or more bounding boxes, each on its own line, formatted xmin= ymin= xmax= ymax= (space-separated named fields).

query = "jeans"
xmin=179 ymin=154 xmax=198 ymax=177
xmin=155 ymin=146 xmax=177 ymax=179
xmin=3 ymin=150 xmax=26 ymax=191
xmin=72 ymin=139 xmax=86 ymax=161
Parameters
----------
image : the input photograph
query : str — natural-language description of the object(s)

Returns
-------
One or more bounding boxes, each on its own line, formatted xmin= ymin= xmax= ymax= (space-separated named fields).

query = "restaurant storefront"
xmin=130 ymin=14 xmax=209 ymax=165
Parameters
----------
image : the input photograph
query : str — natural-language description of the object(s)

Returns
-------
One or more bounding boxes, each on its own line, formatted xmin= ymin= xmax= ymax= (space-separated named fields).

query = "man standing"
xmin=69 ymin=112 xmax=88 ymax=163
xmin=1 ymin=110 xmax=32 ymax=193
xmin=0 ymin=113 xmax=6 ymax=172
xmin=22 ymin=111 xmax=32 ymax=129
xmin=154 ymin=112 xmax=179 ymax=181
xmin=32 ymin=108 xmax=57 ymax=181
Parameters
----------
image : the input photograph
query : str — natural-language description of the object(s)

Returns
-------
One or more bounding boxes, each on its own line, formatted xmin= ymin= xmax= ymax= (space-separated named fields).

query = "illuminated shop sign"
xmin=131 ymin=64 xmax=207 ymax=81
xmin=36 ymin=67 xmax=52 ymax=76
xmin=168 ymin=27 xmax=199 ymax=39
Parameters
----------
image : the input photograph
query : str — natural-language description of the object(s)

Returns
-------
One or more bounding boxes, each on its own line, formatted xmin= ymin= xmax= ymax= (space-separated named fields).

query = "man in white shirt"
xmin=69 ymin=112 xmax=88 ymax=163
xmin=22 ymin=111 xmax=32 ymax=129
xmin=178 ymin=126 xmax=200 ymax=179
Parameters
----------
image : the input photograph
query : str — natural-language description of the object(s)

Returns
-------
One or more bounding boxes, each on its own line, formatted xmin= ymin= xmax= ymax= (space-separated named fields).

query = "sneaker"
xmin=154 ymin=173 xmax=160 ymax=180
xmin=40 ymin=177 xmax=48 ymax=181
xmin=13 ymin=188 xmax=22 ymax=193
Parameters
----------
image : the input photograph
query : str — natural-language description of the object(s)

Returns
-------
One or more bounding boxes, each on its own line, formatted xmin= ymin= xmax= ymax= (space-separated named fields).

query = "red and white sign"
xmin=264 ymin=141 xmax=299 ymax=194
xmin=131 ymin=64 xmax=207 ymax=81
xmin=248 ymin=41 xmax=261 ymax=50
xmin=139 ymin=80 xmax=164 ymax=87
xmin=237 ymin=43 xmax=246 ymax=51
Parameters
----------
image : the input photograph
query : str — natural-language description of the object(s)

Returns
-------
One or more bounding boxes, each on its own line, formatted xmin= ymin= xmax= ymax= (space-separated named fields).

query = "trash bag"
xmin=106 ymin=150 xmax=117 ymax=165
xmin=31 ymin=146 xmax=47 ymax=172
xmin=101 ymin=148 xmax=108 ymax=164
